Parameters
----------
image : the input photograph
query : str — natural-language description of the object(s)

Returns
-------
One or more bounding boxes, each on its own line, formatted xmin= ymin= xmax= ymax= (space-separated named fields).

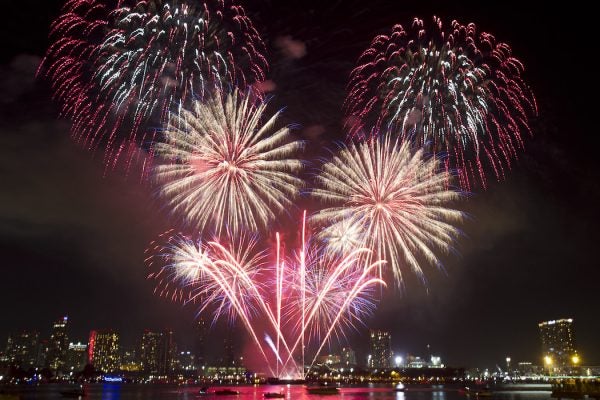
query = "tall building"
xmin=195 ymin=318 xmax=208 ymax=366
xmin=65 ymin=342 xmax=88 ymax=372
xmin=5 ymin=331 xmax=39 ymax=368
xmin=177 ymin=351 xmax=195 ymax=373
xmin=46 ymin=316 xmax=69 ymax=371
xmin=538 ymin=318 xmax=577 ymax=369
xmin=369 ymin=330 xmax=391 ymax=368
xmin=89 ymin=330 xmax=120 ymax=373
xmin=140 ymin=330 xmax=176 ymax=375
xmin=120 ymin=346 xmax=141 ymax=372
xmin=341 ymin=347 xmax=357 ymax=366
xmin=222 ymin=334 xmax=235 ymax=366
xmin=36 ymin=339 xmax=49 ymax=368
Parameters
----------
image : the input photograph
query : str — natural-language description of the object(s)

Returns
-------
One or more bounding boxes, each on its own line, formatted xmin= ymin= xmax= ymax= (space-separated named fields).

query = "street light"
xmin=572 ymin=355 xmax=580 ymax=365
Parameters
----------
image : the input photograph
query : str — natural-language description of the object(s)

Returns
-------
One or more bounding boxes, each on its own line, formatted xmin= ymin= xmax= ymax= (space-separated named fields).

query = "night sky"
xmin=1 ymin=0 xmax=598 ymax=370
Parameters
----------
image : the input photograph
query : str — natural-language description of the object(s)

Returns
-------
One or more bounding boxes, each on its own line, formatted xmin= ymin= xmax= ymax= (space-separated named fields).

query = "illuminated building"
xmin=65 ymin=342 xmax=87 ymax=372
xmin=317 ymin=354 xmax=341 ymax=365
xmin=178 ymin=351 xmax=196 ymax=373
xmin=430 ymin=356 xmax=443 ymax=368
xmin=369 ymin=330 xmax=391 ymax=368
xmin=120 ymin=346 xmax=141 ymax=372
xmin=141 ymin=330 xmax=176 ymax=375
xmin=538 ymin=318 xmax=577 ymax=370
xmin=46 ymin=316 xmax=69 ymax=371
xmin=341 ymin=347 xmax=357 ymax=366
xmin=88 ymin=330 xmax=120 ymax=373
xmin=407 ymin=355 xmax=427 ymax=368
xmin=5 ymin=331 xmax=39 ymax=368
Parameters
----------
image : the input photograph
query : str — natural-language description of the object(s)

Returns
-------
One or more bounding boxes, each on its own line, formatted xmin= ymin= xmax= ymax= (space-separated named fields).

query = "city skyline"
xmin=1 ymin=314 xmax=593 ymax=371
xmin=1 ymin=0 xmax=599 ymax=372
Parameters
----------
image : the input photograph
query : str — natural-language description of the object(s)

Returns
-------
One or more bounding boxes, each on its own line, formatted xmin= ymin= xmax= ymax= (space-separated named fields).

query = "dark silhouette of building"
xmin=65 ymin=342 xmax=87 ymax=372
xmin=195 ymin=318 xmax=207 ymax=366
xmin=140 ymin=330 xmax=176 ymax=375
xmin=4 ymin=331 xmax=39 ymax=368
xmin=341 ymin=347 xmax=357 ymax=366
xmin=369 ymin=330 xmax=391 ymax=368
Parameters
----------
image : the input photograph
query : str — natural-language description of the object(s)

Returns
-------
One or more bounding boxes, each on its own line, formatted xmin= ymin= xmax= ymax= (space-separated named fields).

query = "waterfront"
xmin=1 ymin=384 xmax=554 ymax=400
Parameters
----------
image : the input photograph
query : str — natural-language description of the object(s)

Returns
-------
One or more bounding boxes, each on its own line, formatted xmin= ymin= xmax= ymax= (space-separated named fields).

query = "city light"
xmin=395 ymin=356 xmax=403 ymax=367
xmin=572 ymin=355 xmax=580 ymax=365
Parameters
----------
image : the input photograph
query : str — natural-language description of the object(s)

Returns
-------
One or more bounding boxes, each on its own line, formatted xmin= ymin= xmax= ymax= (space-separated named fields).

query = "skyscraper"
xmin=538 ymin=318 xmax=578 ymax=369
xmin=65 ymin=342 xmax=88 ymax=372
xmin=341 ymin=347 xmax=357 ymax=366
xmin=369 ymin=330 xmax=391 ymax=368
xmin=195 ymin=318 xmax=207 ymax=366
xmin=120 ymin=346 xmax=141 ymax=372
xmin=46 ymin=316 xmax=69 ymax=371
xmin=5 ymin=331 xmax=39 ymax=368
xmin=88 ymin=330 xmax=120 ymax=373
xmin=140 ymin=330 xmax=176 ymax=376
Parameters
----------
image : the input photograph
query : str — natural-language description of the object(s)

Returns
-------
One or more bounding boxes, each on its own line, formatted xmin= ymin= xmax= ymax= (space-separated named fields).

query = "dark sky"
xmin=1 ymin=0 xmax=598 ymax=370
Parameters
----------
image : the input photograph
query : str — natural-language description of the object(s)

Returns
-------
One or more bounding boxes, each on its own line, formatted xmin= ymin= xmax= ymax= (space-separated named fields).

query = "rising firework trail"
xmin=153 ymin=89 xmax=304 ymax=235
xmin=41 ymin=0 xmax=267 ymax=171
xmin=146 ymin=213 xmax=385 ymax=378
xmin=312 ymin=135 xmax=464 ymax=286
xmin=346 ymin=16 xmax=537 ymax=189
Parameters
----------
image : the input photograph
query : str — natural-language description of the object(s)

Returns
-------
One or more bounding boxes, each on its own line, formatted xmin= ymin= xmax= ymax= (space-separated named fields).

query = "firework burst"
xmin=153 ymin=90 xmax=304 ymax=235
xmin=146 ymin=230 xmax=267 ymax=324
xmin=312 ymin=135 xmax=464 ymax=286
xmin=283 ymin=244 xmax=381 ymax=343
xmin=41 ymin=0 xmax=267 ymax=169
xmin=147 ymin=215 xmax=385 ymax=377
xmin=346 ymin=16 xmax=537 ymax=189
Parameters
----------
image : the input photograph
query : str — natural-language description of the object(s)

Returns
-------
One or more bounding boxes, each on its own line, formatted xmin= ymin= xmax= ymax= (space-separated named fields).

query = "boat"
xmin=198 ymin=386 xmax=209 ymax=395
xmin=463 ymin=387 xmax=492 ymax=398
xmin=264 ymin=394 xmax=284 ymax=399
xmin=394 ymin=383 xmax=406 ymax=392
xmin=214 ymin=389 xmax=239 ymax=396
xmin=306 ymin=386 xmax=340 ymax=395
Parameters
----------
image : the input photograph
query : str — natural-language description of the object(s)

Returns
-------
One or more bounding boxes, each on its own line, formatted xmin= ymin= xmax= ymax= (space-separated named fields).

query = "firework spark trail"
xmin=146 ymin=233 xmax=276 ymax=376
xmin=278 ymin=247 xmax=385 ymax=373
xmin=346 ymin=16 xmax=537 ymax=189
xmin=312 ymin=135 xmax=464 ymax=287
xmin=308 ymin=262 xmax=386 ymax=369
xmin=148 ymin=214 xmax=385 ymax=378
xmin=154 ymin=89 xmax=304 ymax=235
xmin=41 ymin=0 xmax=267 ymax=170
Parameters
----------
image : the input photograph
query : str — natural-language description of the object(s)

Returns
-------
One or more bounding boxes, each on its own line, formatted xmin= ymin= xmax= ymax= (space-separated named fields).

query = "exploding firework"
xmin=153 ymin=90 xmax=304 ymax=235
xmin=283 ymin=243 xmax=380 ymax=343
xmin=346 ymin=16 xmax=537 ymax=189
xmin=312 ymin=135 xmax=463 ymax=286
xmin=41 ymin=0 xmax=267 ymax=169
xmin=146 ymin=214 xmax=385 ymax=377
xmin=147 ymin=230 xmax=268 ymax=324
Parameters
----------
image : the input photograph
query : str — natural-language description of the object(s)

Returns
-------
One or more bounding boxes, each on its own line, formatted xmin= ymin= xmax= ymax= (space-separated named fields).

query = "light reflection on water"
xmin=14 ymin=383 xmax=553 ymax=400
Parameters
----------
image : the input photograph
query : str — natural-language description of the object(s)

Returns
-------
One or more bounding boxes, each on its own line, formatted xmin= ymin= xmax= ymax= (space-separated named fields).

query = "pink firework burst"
xmin=346 ymin=16 xmax=537 ymax=189
xmin=41 ymin=0 xmax=267 ymax=172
